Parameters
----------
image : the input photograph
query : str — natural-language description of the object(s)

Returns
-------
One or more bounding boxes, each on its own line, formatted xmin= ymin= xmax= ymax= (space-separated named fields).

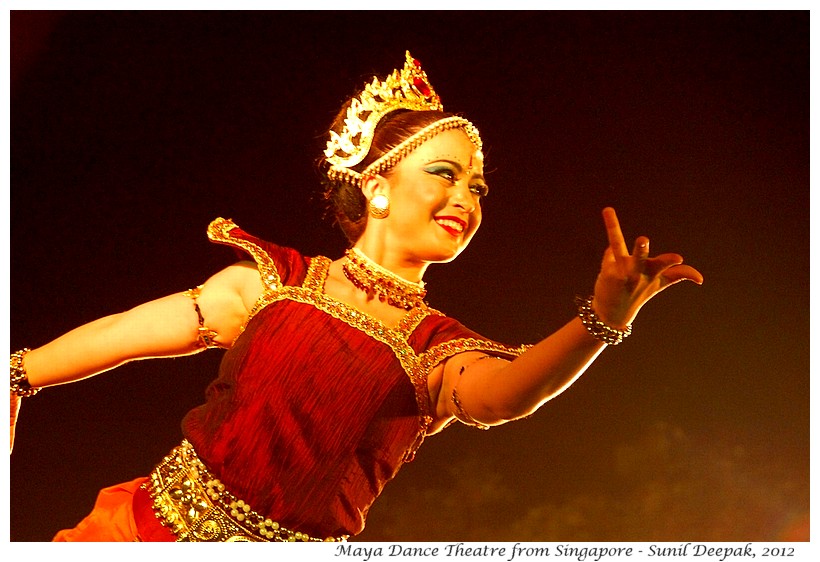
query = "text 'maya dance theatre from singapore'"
xmin=10 ymin=51 xmax=703 ymax=542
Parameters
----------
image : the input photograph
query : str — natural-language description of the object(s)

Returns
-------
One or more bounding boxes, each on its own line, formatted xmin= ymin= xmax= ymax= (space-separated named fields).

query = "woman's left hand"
xmin=591 ymin=207 xmax=703 ymax=329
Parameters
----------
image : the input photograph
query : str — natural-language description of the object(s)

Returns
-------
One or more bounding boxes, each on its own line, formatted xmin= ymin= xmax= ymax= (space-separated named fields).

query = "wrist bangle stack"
xmin=574 ymin=295 xmax=632 ymax=346
xmin=10 ymin=348 xmax=40 ymax=397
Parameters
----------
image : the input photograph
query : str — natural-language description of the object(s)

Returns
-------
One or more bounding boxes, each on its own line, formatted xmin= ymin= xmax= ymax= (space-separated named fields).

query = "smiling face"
xmin=366 ymin=128 xmax=487 ymax=266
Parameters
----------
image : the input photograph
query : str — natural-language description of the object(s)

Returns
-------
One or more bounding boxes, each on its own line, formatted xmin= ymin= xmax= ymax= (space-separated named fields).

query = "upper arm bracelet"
xmin=450 ymin=355 xmax=506 ymax=431
xmin=451 ymin=383 xmax=490 ymax=430
xmin=183 ymin=286 xmax=224 ymax=349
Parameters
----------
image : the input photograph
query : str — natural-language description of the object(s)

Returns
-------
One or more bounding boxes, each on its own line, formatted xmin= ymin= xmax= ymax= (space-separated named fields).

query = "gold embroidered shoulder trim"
xmin=415 ymin=338 xmax=531 ymax=381
xmin=254 ymin=256 xmax=438 ymax=340
xmin=207 ymin=218 xmax=281 ymax=292
xmin=301 ymin=255 xmax=329 ymax=293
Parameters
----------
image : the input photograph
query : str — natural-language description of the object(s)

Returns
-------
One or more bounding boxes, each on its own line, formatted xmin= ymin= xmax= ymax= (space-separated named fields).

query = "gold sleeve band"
xmin=183 ymin=286 xmax=223 ymax=349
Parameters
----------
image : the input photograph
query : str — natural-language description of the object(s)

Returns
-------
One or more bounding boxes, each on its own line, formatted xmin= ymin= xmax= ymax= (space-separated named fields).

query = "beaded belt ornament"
xmin=145 ymin=440 xmax=347 ymax=542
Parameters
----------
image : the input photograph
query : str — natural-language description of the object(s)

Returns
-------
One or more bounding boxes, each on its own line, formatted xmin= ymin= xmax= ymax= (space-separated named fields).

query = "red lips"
xmin=434 ymin=216 xmax=467 ymax=236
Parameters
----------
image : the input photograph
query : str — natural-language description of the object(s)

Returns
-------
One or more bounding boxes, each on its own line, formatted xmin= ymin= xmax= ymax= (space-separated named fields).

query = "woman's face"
xmin=379 ymin=128 xmax=487 ymax=264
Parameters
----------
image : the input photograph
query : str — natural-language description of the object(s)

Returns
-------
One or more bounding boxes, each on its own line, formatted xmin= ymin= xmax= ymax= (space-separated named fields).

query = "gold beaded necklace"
xmin=342 ymin=248 xmax=427 ymax=310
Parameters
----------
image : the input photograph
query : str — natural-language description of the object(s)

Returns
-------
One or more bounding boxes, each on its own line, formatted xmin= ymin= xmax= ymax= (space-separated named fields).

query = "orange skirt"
xmin=52 ymin=477 xmax=174 ymax=542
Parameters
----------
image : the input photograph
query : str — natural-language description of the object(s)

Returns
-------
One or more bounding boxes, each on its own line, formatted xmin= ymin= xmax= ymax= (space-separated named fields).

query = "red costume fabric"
xmin=56 ymin=218 xmax=525 ymax=541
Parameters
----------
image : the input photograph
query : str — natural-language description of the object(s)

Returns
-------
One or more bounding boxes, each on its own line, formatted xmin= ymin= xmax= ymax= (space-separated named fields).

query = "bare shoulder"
xmin=214 ymin=260 xmax=265 ymax=313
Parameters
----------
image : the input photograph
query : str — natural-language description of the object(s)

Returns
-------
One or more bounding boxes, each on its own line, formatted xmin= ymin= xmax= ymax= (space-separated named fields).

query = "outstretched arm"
xmin=17 ymin=260 xmax=262 ymax=389
xmin=433 ymin=207 xmax=703 ymax=428
xmin=10 ymin=260 xmax=262 ymax=454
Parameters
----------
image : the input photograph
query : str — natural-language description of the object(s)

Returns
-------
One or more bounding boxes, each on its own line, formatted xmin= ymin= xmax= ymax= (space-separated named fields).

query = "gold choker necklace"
xmin=342 ymin=248 xmax=427 ymax=310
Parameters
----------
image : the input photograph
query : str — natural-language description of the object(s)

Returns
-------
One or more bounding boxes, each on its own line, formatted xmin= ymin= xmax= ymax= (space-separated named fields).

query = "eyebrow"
xmin=425 ymin=158 xmax=486 ymax=180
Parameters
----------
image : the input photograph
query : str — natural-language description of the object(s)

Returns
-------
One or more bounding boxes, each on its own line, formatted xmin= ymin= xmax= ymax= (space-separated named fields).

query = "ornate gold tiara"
xmin=324 ymin=51 xmax=482 ymax=186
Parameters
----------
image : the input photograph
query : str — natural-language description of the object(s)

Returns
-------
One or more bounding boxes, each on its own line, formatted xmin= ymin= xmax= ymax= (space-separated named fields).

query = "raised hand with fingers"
xmin=589 ymin=207 xmax=703 ymax=334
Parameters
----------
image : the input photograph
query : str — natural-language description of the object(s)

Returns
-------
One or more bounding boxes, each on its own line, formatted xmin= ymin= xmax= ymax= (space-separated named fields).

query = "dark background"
xmin=9 ymin=11 xmax=809 ymax=542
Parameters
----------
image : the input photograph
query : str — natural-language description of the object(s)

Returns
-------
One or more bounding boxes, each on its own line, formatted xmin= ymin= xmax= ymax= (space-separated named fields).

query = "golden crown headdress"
xmin=324 ymin=51 xmax=482 ymax=187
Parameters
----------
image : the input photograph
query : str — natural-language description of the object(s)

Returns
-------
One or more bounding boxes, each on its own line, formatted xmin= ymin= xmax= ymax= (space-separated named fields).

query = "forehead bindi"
xmin=425 ymin=149 xmax=484 ymax=173
xmin=429 ymin=131 xmax=481 ymax=157
xmin=399 ymin=129 xmax=485 ymax=178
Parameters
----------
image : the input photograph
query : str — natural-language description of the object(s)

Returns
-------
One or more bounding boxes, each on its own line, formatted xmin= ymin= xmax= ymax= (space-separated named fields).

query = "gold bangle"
xmin=574 ymin=295 xmax=632 ymax=346
xmin=10 ymin=348 xmax=40 ymax=397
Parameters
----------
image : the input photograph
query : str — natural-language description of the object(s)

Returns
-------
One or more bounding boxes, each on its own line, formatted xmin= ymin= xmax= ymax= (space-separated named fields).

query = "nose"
xmin=451 ymin=182 xmax=477 ymax=214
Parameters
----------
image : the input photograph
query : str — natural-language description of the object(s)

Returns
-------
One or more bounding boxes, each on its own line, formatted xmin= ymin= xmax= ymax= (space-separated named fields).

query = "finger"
xmin=661 ymin=264 xmax=704 ymax=286
xmin=633 ymin=236 xmax=650 ymax=260
xmin=602 ymin=207 xmax=629 ymax=259
xmin=644 ymin=252 xmax=684 ymax=277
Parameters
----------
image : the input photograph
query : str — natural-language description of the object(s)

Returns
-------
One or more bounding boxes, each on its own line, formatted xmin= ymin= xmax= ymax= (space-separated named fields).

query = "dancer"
xmin=11 ymin=52 xmax=702 ymax=542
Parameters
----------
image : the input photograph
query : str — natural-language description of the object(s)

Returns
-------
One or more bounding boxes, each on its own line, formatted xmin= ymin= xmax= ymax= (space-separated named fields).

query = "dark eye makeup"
xmin=423 ymin=161 xmax=488 ymax=198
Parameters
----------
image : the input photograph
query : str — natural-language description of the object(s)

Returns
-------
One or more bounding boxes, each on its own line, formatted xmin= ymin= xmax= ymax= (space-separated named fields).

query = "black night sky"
xmin=9 ymin=10 xmax=809 ymax=542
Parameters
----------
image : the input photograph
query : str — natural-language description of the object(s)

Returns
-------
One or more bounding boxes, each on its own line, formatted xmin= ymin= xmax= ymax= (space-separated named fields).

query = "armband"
xmin=450 ymin=355 xmax=506 ymax=431
xmin=183 ymin=286 xmax=223 ymax=349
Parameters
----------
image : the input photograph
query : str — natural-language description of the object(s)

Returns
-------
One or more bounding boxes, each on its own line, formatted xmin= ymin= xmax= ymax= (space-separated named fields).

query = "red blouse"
xmin=179 ymin=218 xmax=525 ymax=538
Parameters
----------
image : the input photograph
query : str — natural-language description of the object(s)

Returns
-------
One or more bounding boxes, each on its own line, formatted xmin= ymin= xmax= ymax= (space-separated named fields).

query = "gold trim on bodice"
xmin=207 ymin=218 xmax=528 ymax=458
xmin=208 ymin=218 xmax=281 ymax=292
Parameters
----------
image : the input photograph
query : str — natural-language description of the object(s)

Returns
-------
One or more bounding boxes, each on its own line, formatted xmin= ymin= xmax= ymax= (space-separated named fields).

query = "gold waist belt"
xmin=145 ymin=439 xmax=347 ymax=542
